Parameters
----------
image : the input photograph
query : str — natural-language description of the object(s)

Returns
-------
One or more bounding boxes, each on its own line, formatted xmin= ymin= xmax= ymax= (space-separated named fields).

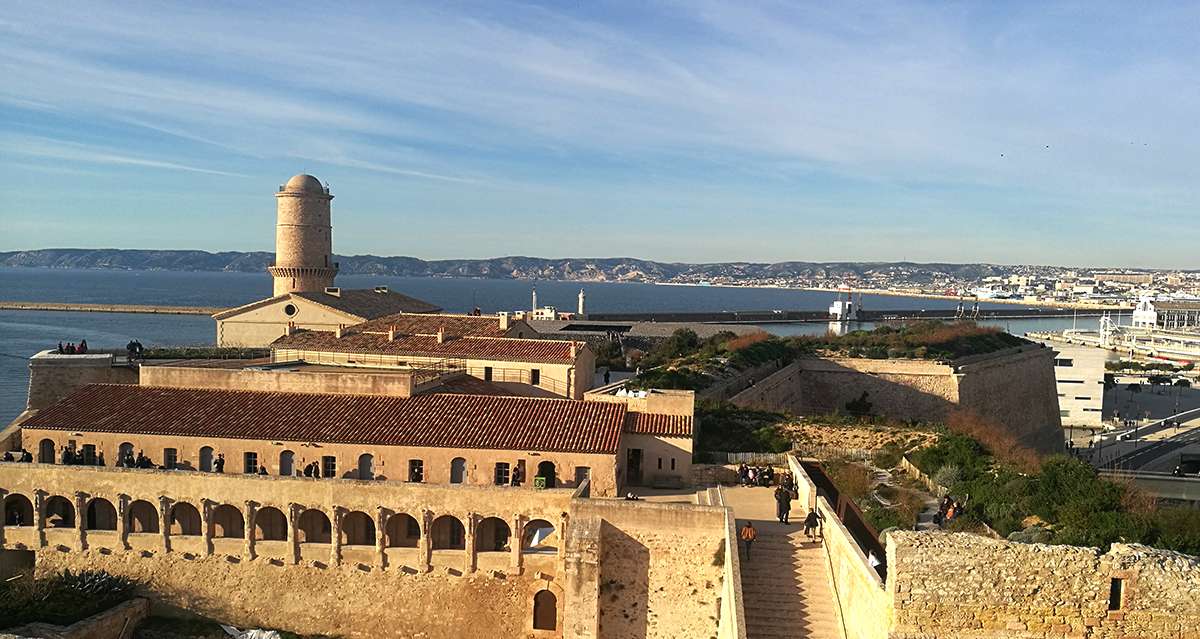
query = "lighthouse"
xmin=267 ymin=174 xmax=338 ymax=296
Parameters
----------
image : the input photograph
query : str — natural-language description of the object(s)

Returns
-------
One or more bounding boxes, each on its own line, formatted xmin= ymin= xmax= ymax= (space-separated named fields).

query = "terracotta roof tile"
xmin=272 ymin=330 xmax=581 ymax=363
xmin=24 ymin=384 xmax=625 ymax=455
xmin=353 ymin=313 xmax=513 ymax=337
xmin=625 ymin=412 xmax=693 ymax=438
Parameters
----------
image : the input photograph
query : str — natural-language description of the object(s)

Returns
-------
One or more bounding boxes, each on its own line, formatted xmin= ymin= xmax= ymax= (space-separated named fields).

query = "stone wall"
xmin=819 ymin=496 xmax=889 ymax=639
xmin=887 ymin=531 xmax=1200 ymax=639
xmin=25 ymin=352 xmax=137 ymax=413
xmin=733 ymin=347 xmax=1064 ymax=454
xmin=139 ymin=363 xmax=422 ymax=398
xmin=0 ymin=464 xmax=732 ymax=639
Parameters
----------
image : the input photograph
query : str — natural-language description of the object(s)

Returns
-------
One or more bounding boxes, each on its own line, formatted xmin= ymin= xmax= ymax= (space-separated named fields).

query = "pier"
xmin=588 ymin=307 xmax=1107 ymax=324
xmin=0 ymin=301 xmax=223 ymax=315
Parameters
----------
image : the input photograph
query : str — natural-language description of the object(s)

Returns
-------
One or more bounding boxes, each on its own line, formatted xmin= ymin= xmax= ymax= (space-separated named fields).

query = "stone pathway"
xmin=723 ymin=486 xmax=845 ymax=639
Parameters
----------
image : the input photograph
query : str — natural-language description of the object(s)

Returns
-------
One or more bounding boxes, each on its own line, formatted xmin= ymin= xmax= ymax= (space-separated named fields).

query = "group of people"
xmin=58 ymin=446 xmax=106 ymax=467
xmin=932 ymin=495 xmax=965 ymax=527
xmin=126 ymin=339 xmax=146 ymax=360
xmin=113 ymin=449 xmax=158 ymax=469
xmin=1 ymin=448 xmax=33 ymax=463
xmin=55 ymin=339 xmax=88 ymax=354
xmin=737 ymin=462 xmax=779 ymax=487
xmin=301 ymin=461 xmax=325 ymax=478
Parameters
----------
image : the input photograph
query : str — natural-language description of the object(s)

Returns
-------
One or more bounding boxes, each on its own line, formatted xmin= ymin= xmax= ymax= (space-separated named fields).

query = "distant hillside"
xmin=0 ymin=248 xmax=1074 ymax=284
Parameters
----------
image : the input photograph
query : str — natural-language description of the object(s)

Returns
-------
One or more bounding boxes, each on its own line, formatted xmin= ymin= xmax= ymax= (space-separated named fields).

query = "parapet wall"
xmin=887 ymin=531 xmax=1200 ymax=639
xmin=25 ymin=352 xmax=137 ymax=413
xmin=140 ymin=362 xmax=421 ymax=397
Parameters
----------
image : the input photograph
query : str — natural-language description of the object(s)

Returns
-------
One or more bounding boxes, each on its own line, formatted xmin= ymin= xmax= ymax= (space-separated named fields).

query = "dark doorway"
xmin=450 ymin=457 xmax=466 ymax=484
xmin=537 ymin=461 xmax=556 ymax=488
xmin=532 ymin=589 xmax=557 ymax=630
xmin=626 ymin=448 xmax=643 ymax=486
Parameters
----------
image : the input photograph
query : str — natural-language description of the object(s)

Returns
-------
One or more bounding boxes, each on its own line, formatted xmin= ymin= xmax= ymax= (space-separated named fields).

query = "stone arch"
xmin=450 ymin=457 xmax=466 ymax=484
xmin=3 ymin=493 xmax=34 ymax=527
xmin=279 ymin=450 xmax=295 ymax=476
xmin=297 ymin=509 xmax=331 ymax=543
xmin=340 ymin=510 xmax=375 ymax=546
xmin=38 ymin=439 xmax=55 ymax=464
xmin=536 ymin=460 xmax=557 ymax=488
xmin=431 ymin=515 xmax=465 ymax=550
xmin=170 ymin=502 xmax=201 ymax=536
xmin=86 ymin=498 xmax=117 ymax=531
xmin=199 ymin=446 xmax=214 ymax=472
xmin=357 ymin=453 xmax=375 ymax=480
xmin=533 ymin=589 xmax=557 ymax=631
xmin=211 ymin=504 xmax=244 ymax=538
xmin=255 ymin=506 xmax=287 ymax=541
xmin=385 ymin=513 xmax=420 ymax=548
xmin=44 ymin=495 xmax=75 ymax=528
xmin=522 ymin=519 xmax=556 ymax=554
xmin=475 ymin=516 xmax=511 ymax=552
xmin=127 ymin=499 xmax=159 ymax=533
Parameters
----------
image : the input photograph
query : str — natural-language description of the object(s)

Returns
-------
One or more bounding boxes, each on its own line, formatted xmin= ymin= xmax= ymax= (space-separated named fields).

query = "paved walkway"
xmin=723 ymin=486 xmax=844 ymax=639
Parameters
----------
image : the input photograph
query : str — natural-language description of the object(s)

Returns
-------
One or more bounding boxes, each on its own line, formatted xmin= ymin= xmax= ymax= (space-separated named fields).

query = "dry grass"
xmin=724 ymin=332 xmax=771 ymax=352
xmin=946 ymin=409 xmax=1042 ymax=472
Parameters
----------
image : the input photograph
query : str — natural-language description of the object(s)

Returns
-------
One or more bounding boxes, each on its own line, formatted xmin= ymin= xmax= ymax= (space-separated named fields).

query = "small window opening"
xmin=1108 ymin=577 xmax=1124 ymax=611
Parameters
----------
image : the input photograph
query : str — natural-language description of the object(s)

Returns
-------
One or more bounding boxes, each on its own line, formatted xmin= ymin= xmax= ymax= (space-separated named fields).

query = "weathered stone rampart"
xmin=25 ymin=352 xmax=136 ymax=413
xmin=733 ymin=346 xmax=1064 ymax=454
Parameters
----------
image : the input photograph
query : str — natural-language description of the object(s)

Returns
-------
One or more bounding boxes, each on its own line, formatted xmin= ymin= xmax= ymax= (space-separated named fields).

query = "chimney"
xmin=437 ymin=326 xmax=446 ymax=344
xmin=335 ymin=324 xmax=344 ymax=339
xmin=570 ymin=342 xmax=577 ymax=358
xmin=285 ymin=321 xmax=296 ymax=336
xmin=388 ymin=325 xmax=396 ymax=342
xmin=498 ymin=311 xmax=510 ymax=331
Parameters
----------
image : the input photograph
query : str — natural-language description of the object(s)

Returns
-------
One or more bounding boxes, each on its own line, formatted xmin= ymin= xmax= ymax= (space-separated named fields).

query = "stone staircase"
xmin=739 ymin=529 xmax=843 ymax=638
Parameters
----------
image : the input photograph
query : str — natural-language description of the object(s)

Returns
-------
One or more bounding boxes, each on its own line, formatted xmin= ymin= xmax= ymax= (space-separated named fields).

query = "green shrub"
xmin=695 ymin=401 xmax=791 ymax=453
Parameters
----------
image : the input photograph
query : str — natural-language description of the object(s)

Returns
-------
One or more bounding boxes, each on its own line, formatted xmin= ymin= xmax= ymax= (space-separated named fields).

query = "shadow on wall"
xmin=598 ymin=521 xmax=649 ymax=639
xmin=801 ymin=460 xmax=887 ymax=580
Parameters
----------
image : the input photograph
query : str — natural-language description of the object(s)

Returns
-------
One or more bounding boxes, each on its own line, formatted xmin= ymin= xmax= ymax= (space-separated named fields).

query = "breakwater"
xmin=588 ymin=307 xmax=1106 ymax=324
xmin=0 ymin=301 xmax=222 ymax=315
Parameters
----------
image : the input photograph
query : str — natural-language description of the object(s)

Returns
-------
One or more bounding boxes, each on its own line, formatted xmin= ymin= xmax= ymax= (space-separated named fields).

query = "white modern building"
xmin=1035 ymin=339 xmax=1108 ymax=431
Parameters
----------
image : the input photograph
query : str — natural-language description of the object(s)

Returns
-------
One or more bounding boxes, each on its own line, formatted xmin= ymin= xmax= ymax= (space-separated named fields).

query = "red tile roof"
xmin=353 ymin=313 xmax=514 ymax=337
xmin=272 ymin=330 xmax=581 ymax=363
xmin=24 ymin=384 xmax=625 ymax=455
xmin=625 ymin=412 xmax=693 ymax=438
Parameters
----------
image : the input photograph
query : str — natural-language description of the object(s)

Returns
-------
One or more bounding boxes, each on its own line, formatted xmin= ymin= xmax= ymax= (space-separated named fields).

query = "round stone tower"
xmin=268 ymin=174 xmax=338 ymax=296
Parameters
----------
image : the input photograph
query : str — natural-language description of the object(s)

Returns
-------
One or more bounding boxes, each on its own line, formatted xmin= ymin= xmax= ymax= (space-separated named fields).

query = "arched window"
xmin=199 ymin=446 xmax=214 ymax=472
xmin=523 ymin=519 xmax=556 ymax=554
xmin=127 ymin=500 xmax=159 ymax=533
xmin=536 ymin=461 xmax=557 ymax=488
xmin=3 ymin=493 xmax=34 ymax=527
xmin=279 ymin=450 xmax=295 ymax=476
xmin=450 ymin=457 xmax=466 ymax=484
xmin=118 ymin=442 xmax=134 ymax=464
xmin=340 ymin=511 xmax=375 ymax=546
xmin=533 ymin=589 xmax=557 ymax=630
xmin=297 ymin=509 xmax=331 ymax=543
xmin=211 ymin=504 xmax=244 ymax=538
xmin=255 ymin=506 xmax=287 ymax=541
xmin=170 ymin=503 xmax=201 ymax=536
xmin=86 ymin=498 xmax=117 ymax=531
xmin=38 ymin=439 xmax=55 ymax=464
xmin=431 ymin=515 xmax=465 ymax=550
xmin=475 ymin=517 xmax=511 ymax=552
xmin=44 ymin=495 xmax=75 ymax=528
xmin=385 ymin=513 xmax=420 ymax=548
xmin=358 ymin=453 xmax=375 ymax=480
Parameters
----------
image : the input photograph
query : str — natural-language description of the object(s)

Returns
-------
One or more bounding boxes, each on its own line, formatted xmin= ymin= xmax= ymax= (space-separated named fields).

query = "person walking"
xmin=774 ymin=485 xmax=792 ymax=524
xmin=739 ymin=521 xmax=758 ymax=560
xmin=213 ymin=453 xmax=225 ymax=473
xmin=803 ymin=509 xmax=824 ymax=543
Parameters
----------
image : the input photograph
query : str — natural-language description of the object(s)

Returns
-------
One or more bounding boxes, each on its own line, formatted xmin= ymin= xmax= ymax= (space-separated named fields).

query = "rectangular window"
xmin=1074 ymin=396 xmax=1091 ymax=401
xmin=657 ymin=457 xmax=663 ymax=470
xmin=408 ymin=459 xmax=424 ymax=483
xmin=243 ymin=451 xmax=258 ymax=474
xmin=1108 ymin=578 xmax=1124 ymax=611
xmin=321 ymin=455 xmax=337 ymax=479
xmin=1060 ymin=379 xmax=1085 ymax=384
xmin=530 ymin=369 xmax=541 ymax=386
xmin=1083 ymin=408 xmax=1102 ymax=412
xmin=484 ymin=366 xmax=493 ymax=381
xmin=81 ymin=444 xmax=97 ymax=465
xmin=164 ymin=448 xmax=178 ymax=470
xmin=1055 ymin=358 xmax=1074 ymax=367
xmin=494 ymin=462 xmax=511 ymax=486
xmin=1060 ymin=409 xmax=1071 ymax=417
xmin=1057 ymin=393 xmax=1065 ymax=397
xmin=671 ymin=458 xmax=676 ymax=471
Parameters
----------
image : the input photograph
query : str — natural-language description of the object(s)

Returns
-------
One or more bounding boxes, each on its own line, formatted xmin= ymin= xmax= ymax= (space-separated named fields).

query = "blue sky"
xmin=1 ymin=1 xmax=1197 ymax=267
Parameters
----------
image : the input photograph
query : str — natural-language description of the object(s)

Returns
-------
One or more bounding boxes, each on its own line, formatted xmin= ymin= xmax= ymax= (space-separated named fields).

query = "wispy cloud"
xmin=2 ymin=135 xmax=247 ymax=177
